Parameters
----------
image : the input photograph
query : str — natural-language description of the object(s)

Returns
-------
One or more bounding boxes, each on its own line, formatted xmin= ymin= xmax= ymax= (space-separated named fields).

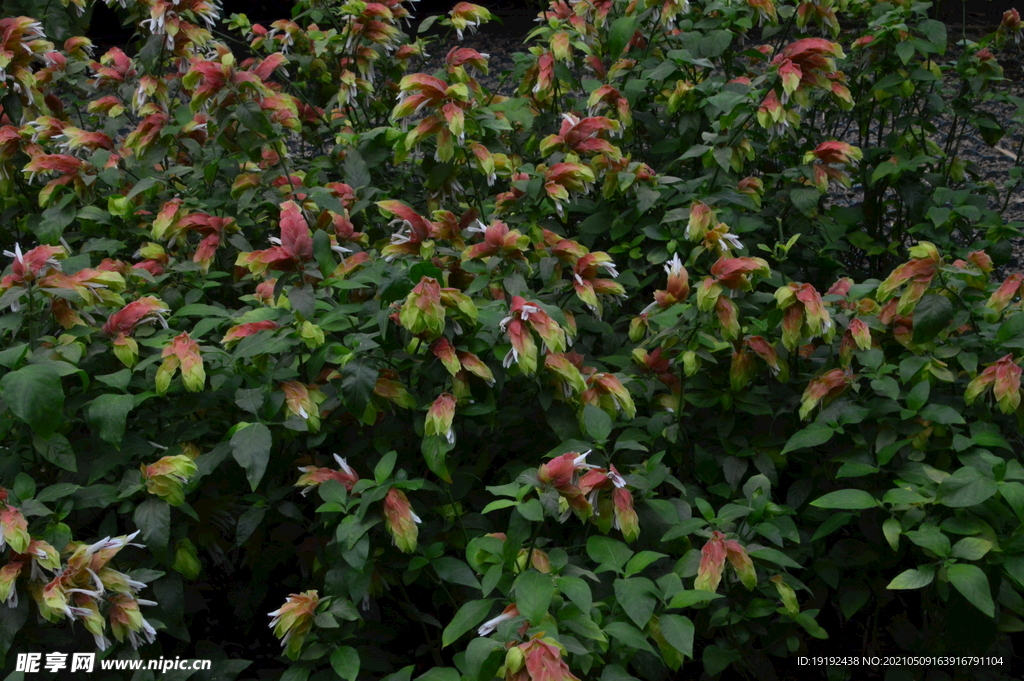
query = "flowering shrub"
xmin=2 ymin=0 xmax=1024 ymax=678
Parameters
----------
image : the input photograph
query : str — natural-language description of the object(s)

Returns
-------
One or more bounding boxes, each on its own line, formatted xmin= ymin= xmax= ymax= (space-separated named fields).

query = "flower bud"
xmin=172 ymin=538 xmax=201 ymax=580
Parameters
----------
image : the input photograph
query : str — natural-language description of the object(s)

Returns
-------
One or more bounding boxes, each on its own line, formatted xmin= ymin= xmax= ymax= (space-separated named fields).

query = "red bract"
xmin=236 ymin=201 xmax=313 ymax=276
xmin=102 ymin=297 xmax=169 ymax=337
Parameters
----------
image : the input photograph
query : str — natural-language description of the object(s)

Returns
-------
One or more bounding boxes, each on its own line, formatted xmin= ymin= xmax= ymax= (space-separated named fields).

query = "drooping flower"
xmin=505 ymin=636 xmax=580 ymax=681
xmin=398 ymin=277 xmax=446 ymax=340
xmin=462 ymin=220 xmax=530 ymax=262
xmin=612 ymin=487 xmax=639 ymax=542
xmin=965 ymin=354 xmax=1022 ymax=414
xmin=0 ymin=504 xmax=30 ymax=554
xmin=108 ymin=593 xmax=158 ymax=649
xmin=694 ymin=531 xmax=757 ymax=592
xmin=775 ymin=282 xmax=833 ymax=350
xmin=295 ymin=454 xmax=360 ymax=496
xmin=478 ymin=603 xmax=522 ymax=635
xmin=876 ymin=242 xmax=940 ymax=315
xmin=383 ymin=488 xmax=421 ymax=553
xmin=156 ymin=332 xmax=205 ymax=394
xmin=281 ymin=381 xmax=325 ymax=432
xmin=499 ymin=296 xmax=568 ymax=374
xmin=140 ymin=455 xmax=198 ymax=506
xmin=799 ymin=368 xmax=854 ymax=419
xmin=221 ymin=320 xmax=280 ymax=347
xmin=268 ymin=590 xmax=319 ymax=659
xmin=987 ymin=273 xmax=1023 ymax=314
xmin=425 ymin=393 xmax=457 ymax=444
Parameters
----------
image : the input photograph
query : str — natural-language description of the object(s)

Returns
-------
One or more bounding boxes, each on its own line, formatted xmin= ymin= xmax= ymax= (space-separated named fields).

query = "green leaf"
xmin=658 ymin=614 xmax=694 ymax=659
xmin=342 ymin=358 xmax=376 ymax=418
xmin=231 ymin=423 xmax=272 ymax=491
xmin=607 ymin=16 xmax=638 ymax=58
xmin=442 ymin=599 xmax=494 ymax=647
xmin=883 ymin=517 xmax=902 ymax=550
xmin=614 ymin=577 xmax=657 ymax=628
xmin=35 ymin=483 xmax=80 ymax=503
xmin=951 ymin=537 xmax=992 ymax=560
xmin=514 ymin=570 xmax=554 ymax=622
xmin=583 ymin=404 xmax=612 ymax=443
xmin=624 ymin=551 xmax=668 ymax=577
xmin=88 ymin=394 xmax=136 ymax=447
xmin=33 ymin=433 xmax=77 ymax=472
xmin=464 ymin=637 xmax=504 ymax=681
xmin=134 ymin=498 xmax=170 ymax=552
xmin=0 ymin=594 xmax=28 ymax=660
xmin=415 ymin=668 xmax=459 ymax=681
xmin=790 ymin=188 xmax=819 ymax=217
xmin=586 ymin=536 xmax=632 ymax=572
xmin=906 ymin=381 xmax=929 ymax=411
xmin=781 ymin=424 xmax=834 ymax=454
xmin=375 ymin=450 xmax=397 ymax=483
xmin=556 ymin=576 xmax=592 ymax=614
xmin=918 ymin=404 xmax=965 ymax=425
xmin=937 ymin=467 xmax=997 ymax=508
xmin=947 ymin=563 xmax=994 ymax=617
xmin=421 ymin=435 xmax=454 ymax=483
xmin=895 ymin=40 xmax=914 ymax=64
xmin=996 ymin=314 xmax=1024 ymax=343
xmin=748 ymin=548 xmax=802 ymax=569
xmin=667 ymin=590 xmax=722 ymax=609
xmin=904 ymin=527 xmax=950 ymax=556
xmin=810 ymin=489 xmax=877 ymax=510
xmin=1 ymin=363 xmax=65 ymax=438
xmin=911 ymin=295 xmax=953 ymax=343
xmin=433 ymin=557 xmax=481 ymax=589
xmin=811 ymin=513 xmax=853 ymax=542
xmin=345 ymin=150 xmax=371 ymax=190
xmin=331 ymin=646 xmax=360 ymax=681
xmin=604 ymin=621 xmax=657 ymax=656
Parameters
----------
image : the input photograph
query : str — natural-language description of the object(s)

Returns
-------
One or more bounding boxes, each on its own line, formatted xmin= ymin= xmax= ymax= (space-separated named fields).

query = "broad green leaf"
xmin=810 ymin=489 xmax=877 ymax=510
xmin=886 ymin=567 xmax=935 ymax=590
xmin=231 ymin=423 xmax=272 ymax=491
xmin=624 ymin=551 xmax=668 ymax=577
xmin=918 ymin=404 xmax=965 ymax=425
xmin=658 ymin=614 xmax=694 ymax=659
xmin=604 ymin=621 xmax=657 ymax=656
xmin=748 ymin=548 xmax=802 ymax=569
xmin=782 ymin=424 xmax=834 ymax=454
xmin=947 ymin=563 xmax=994 ymax=617
xmin=1 ymin=363 xmax=65 ymax=438
xmin=911 ymin=295 xmax=953 ymax=343
xmin=375 ymin=450 xmax=397 ymax=483
xmin=586 ymin=536 xmax=632 ymax=572
xmin=905 ymin=526 xmax=950 ymax=556
xmin=421 ymin=435 xmax=454 ymax=483
xmin=951 ymin=537 xmax=992 ymax=560
xmin=341 ymin=358 xmax=376 ymax=418
xmin=882 ymin=517 xmax=902 ymax=550
xmin=88 ymin=394 xmax=136 ymax=447
xmin=937 ymin=467 xmax=997 ymax=508
xmin=514 ymin=570 xmax=554 ymax=622
xmin=556 ymin=576 xmax=592 ymax=614
xmin=606 ymin=16 xmax=638 ymax=59
xmin=464 ymin=637 xmax=504 ymax=681
xmin=331 ymin=646 xmax=360 ymax=681
xmin=133 ymin=498 xmax=170 ymax=552
xmin=667 ymin=590 xmax=722 ymax=609
xmin=33 ymin=433 xmax=77 ymax=472
xmin=415 ymin=668 xmax=458 ymax=681
xmin=613 ymin=577 xmax=657 ymax=628
xmin=583 ymin=404 xmax=612 ymax=443
xmin=433 ymin=557 xmax=481 ymax=589
xmin=442 ymin=599 xmax=494 ymax=647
